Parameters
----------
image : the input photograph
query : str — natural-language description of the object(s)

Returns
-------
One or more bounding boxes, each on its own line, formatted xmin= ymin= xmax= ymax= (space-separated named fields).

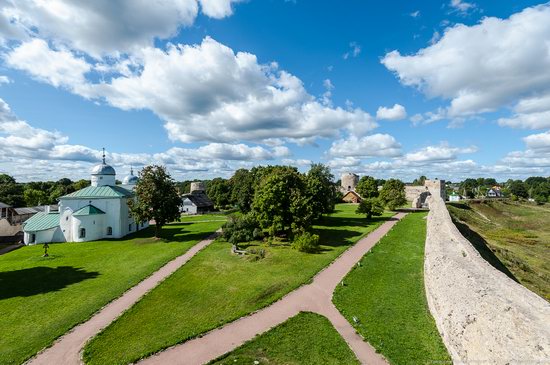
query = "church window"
xmin=79 ymin=228 xmax=86 ymax=238
xmin=107 ymin=227 xmax=112 ymax=235
xmin=30 ymin=233 xmax=36 ymax=243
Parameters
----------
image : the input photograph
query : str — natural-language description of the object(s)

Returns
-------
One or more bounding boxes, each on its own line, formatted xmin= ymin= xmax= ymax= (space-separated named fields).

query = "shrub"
xmin=292 ymin=232 xmax=320 ymax=253
xmin=222 ymin=213 xmax=263 ymax=246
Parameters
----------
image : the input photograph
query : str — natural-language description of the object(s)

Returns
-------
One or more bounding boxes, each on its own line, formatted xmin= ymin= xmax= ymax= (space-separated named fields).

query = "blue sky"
xmin=0 ymin=0 xmax=549 ymax=182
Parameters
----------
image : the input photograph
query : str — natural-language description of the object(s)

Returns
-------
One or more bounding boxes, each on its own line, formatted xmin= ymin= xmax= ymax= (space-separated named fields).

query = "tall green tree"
xmin=379 ymin=178 xmax=406 ymax=210
xmin=23 ymin=188 xmax=49 ymax=206
xmin=252 ymin=167 xmax=313 ymax=236
xmin=0 ymin=174 xmax=24 ymax=207
xmin=229 ymin=169 xmax=255 ymax=212
xmin=128 ymin=165 xmax=181 ymax=238
xmin=356 ymin=176 xmax=379 ymax=199
xmin=507 ymin=180 xmax=528 ymax=199
xmin=306 ymin=163 xmax=336 ymax=216
xmin=207 ymin=177 xmax=231 ymax=209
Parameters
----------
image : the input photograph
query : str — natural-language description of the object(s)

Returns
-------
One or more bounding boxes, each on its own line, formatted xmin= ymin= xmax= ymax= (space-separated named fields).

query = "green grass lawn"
xmin=179 ymin=213 xmax=228 ymax=222
xmin=333 ymin=212 xmax=451 ymax=365
xmin=210 ymin=312 xmax=360 ymax=365
xmin=83 ymin=204 xmax=393 ymax=365
xmin=448 ymin=200 xmax=550 ymax=301
xmin=0 ymin=219 xmax=224 ymax=365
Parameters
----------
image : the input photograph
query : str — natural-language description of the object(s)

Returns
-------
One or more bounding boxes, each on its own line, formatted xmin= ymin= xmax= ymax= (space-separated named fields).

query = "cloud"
xmin=376 ymin=104 xmax=407 ymax=121
xmin=0 ymin=0 xmax=242 ymax=57
xmin=5 ymin=39 xmax=91 ymax=92
xmin=523 ymin=131 xmax=550 ymax=153
xmin=449 ymin=0 xmax=475 ymax=14
xmin=382 ymin=4 xmax=550 ymax=120
xmin=410 ymin=10 xmax=421 ymax=18
xmin=329 ymin=134 xmax=402 ymax=158
xmin=0 ymin=97 xmax=299 ymax=181
xmin=403 ymin=143 xmax=478 ymax=164
xmin=6 ymin=37 xmax=377 ymax=144
xmin=343 ymin=41 xmax=361 ymax=60
xmin=0 ymin=76 xmax=11 ymax=84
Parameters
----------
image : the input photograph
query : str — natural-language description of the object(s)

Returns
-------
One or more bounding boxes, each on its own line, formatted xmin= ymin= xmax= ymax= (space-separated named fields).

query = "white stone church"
xmin=23 ymin=155 xmax=148 ymax=245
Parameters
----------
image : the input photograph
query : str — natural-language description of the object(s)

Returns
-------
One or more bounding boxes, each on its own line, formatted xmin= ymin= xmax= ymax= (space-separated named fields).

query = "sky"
xmin=0 ymin=0 xmax=549 ymax=183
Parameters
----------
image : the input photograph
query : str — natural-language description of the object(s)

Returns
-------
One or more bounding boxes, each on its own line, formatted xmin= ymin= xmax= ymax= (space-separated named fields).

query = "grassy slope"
xmin=83 ymin=204 xmax=392 ymax=365
xmin=210 ymin=312 xmax=360 ymax=365
xmin=448 ymin=200 xmax=550 ymax=301
xmin=333 ymin=212 xmax=450 ymax=365
xmin=0 ymin=219 xmax=224 ymax=365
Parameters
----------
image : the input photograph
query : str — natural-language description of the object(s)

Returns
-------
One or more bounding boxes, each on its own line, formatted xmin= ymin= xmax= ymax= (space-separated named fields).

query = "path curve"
xmin=26 ymin=232 xmax=220 ymax=365
xmin=140 ymin=213 xmax=407 ymax=365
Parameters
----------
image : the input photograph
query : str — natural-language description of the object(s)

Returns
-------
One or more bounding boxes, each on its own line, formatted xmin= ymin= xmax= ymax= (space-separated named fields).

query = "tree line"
xmin=455 ymin=177 xmax=550 ymax=204
xmin=0 ymin=174 xmax=90 ymax=207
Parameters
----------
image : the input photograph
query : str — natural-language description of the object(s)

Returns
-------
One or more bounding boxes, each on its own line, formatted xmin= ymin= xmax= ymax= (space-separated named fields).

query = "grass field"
xmin=83 ymin=204 xmax=393 ymax=365
xmin=448 ymin=200 xmax=550 ymax=301
xmin=210 ymin=312 xmax=359 ymax=365
xmin=0 ymin=219 xmax=223 ymax=365
xmin=333 ymin=212 xmax=451 ymax=365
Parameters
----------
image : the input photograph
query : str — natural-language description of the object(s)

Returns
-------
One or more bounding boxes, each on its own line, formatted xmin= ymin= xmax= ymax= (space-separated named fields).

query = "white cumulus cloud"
xmin=376 ymin=104 xmax=407 ymax=121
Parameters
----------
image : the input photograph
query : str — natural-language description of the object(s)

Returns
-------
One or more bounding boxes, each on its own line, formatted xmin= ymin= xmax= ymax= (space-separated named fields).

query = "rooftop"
xmin=61 ymin=185 xmax=134 ymax=200
xmin=23 ymin=212 xmax=60 ymax=232
xmin=73 ymin=204 xmax=106 ymax=216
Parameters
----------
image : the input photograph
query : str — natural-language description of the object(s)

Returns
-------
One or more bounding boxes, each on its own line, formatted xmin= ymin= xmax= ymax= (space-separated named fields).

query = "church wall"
xmin=24 ymin=227 xmax=61 ymax=245
xmin=71 ymin=215 xmax=106 ymax=242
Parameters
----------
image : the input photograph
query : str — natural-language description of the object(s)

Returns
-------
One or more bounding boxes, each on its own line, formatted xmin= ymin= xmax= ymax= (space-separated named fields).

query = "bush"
xmin=292 ymin=232 xmax=320 ymax=253
xmin=356 ymin=198 xmax=384 ymax=219
xmin=222 ymin=213 xmax=263 ymax=246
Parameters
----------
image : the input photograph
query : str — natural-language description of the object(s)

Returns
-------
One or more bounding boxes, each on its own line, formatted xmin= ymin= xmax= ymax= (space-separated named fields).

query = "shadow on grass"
xmin=0 ymin=266 xmax=100 ymax=300
xmin=452 ymin=218 xmax=519 ymax=282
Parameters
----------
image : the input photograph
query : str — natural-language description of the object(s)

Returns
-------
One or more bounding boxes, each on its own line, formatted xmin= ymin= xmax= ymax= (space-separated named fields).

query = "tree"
xmin=128 ymin=165 xmax=181 ymax=238
xmin=252 ymin=167 xmax=313 ymax=237
xmin=23 ymin=188 xmax=48 ymax=206
xmin=412 ymin=175 xmax=427 ymax=186
xmin=229 ymin=169 xmax=255 ymax=212
xmin=356 ymin=198 xmax=384 ymax=219
xmin=507 ymin=180 xmax=528 ymax=199
xmin=0 ymin=174 xmax=24 ymax=207
xmin=356 ymin=176 xmax=379 ymax=199
xmin=222 ymin=213 xmax=262 ymax=247
xmin=207 ymin=177 xmax=231 ymax=209
xmin=306 ymin=163 xmax=336 ymax=216
xmin=379 ymin=179 xmax=406 ymax=210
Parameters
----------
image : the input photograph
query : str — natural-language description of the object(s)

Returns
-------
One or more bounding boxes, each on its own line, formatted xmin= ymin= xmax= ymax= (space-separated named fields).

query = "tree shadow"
xmin=0 ymin=266 xmax=100 ymax=300
xmin=452 ymin=218 xmax=519 ymax=282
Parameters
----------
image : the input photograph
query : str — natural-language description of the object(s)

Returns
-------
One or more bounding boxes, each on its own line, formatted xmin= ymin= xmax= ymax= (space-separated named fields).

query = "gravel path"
xmin=26 ymin=232 xmax=220 ymax=365
xmin=139 ymin=213 xmax=406 ymax=365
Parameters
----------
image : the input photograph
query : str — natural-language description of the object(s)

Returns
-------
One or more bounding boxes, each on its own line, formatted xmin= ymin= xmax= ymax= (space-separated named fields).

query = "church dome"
xmin=91 ymin=163 xmax=116 ymax=176
xmin=123 ymin=168 xmax=138 ymax=185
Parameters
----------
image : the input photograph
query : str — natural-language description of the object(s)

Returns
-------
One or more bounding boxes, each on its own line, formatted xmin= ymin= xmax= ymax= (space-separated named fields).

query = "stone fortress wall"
xmin=424 ymin=187 xmax=550 ymax=363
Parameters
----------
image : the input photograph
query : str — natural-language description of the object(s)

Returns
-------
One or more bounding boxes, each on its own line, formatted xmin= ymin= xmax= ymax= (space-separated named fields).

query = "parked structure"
xmin=22 ymin=152 xmax=148 ymax=245
xmin=342 ymin=191 xmax=362 ymax=203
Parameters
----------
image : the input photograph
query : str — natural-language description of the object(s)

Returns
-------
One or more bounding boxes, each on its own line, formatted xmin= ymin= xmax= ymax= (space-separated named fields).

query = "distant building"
xmin=487 ymin=187 xmax=502 ymax=198
xmin=449 ymin=192 xmax=461 ymax=202
xmin=181 ymin=181 xmax=214 ymax=214
xmin=342 ymin=191 xmax=362 ymax=204
xmin=0 ymin=202 xmax=57 ymax=243
xmin=22 ymin=151 xmax=148 ymax=245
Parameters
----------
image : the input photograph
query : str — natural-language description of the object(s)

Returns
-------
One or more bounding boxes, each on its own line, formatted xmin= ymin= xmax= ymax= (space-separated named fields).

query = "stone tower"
xmin=341 ymin=173 xmax=359 ymax=192
xmin=190 ymin=181 xmax=206 ymax=194
xmin=424 ymin=179 xmax=446 ymax=200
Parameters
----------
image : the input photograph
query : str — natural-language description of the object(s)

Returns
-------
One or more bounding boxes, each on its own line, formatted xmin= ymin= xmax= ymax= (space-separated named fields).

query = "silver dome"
xmin=123 ymin=174 xmax=139 ymax=184
xmin=91 ymin=163 xmax=116 ymax=175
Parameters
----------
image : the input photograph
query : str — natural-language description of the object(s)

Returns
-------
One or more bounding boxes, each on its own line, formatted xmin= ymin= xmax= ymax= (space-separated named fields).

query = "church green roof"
xmin=61 ymin=185 xmax=134 ymax=200
xmin=23 ymin=212 xmax=60 ymax=232
xmin=73 ymin=204 xmax=106 ymax=216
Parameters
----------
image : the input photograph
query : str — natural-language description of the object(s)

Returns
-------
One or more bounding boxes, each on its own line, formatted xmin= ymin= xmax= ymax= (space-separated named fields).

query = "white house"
xmin=449 ymin=192 xmax=462 ymax=202
xmin=23 ymin=154 xmax=148 ymax=245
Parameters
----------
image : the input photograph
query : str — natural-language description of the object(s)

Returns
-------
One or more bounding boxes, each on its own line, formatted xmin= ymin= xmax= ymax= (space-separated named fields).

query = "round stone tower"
xmin=190 ymin=181 xmax=206 ymax=193
xmin=341 ymin=173 xmax=359 ymax=192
